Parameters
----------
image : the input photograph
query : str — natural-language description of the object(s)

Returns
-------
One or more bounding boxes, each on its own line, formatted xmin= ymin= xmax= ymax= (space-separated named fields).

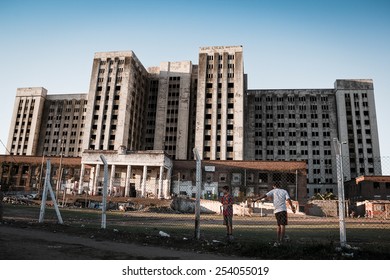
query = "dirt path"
xmin=0 ymin=224 xmax=238 ymax=260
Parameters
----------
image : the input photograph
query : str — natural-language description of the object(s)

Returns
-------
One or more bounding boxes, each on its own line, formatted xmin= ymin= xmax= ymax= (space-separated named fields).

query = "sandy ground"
xmin=0 ymin=222 xmax=239 ymax=260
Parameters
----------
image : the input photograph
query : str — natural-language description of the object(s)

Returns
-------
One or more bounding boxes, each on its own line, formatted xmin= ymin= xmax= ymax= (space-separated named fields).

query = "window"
xmin=232 ymin=173 xmax=241 ymax=183
xmin=258 ymin=173 xmax=268 ymax=183
xmin=219 ymin=173 xmax=227 ymax=182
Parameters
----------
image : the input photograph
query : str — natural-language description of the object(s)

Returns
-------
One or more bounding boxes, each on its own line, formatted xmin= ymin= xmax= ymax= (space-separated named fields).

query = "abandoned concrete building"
xmin=2 ymin=45 xmax=382 ymax=200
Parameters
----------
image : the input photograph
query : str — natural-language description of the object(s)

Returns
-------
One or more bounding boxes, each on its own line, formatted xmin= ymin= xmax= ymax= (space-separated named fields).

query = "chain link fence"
xmin=2 ymin=156 xmax=390 ymax=252
xmin=100 ymin=155 xmax=389 ymax=248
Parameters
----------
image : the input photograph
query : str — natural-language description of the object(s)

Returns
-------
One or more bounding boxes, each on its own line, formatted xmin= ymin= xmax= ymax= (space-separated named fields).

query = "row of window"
xmin=49 ymin=108 xmax=87 ymax=113
xmin=255 ymin=122 xmax=331 ymax=129
xmin=43 ymin=146 xmax=82 ymax=153
xmin=206 ymin=82 xmax=234 ymax=89
xmin=255 ymin=140 xmax=332 ymax=146
xmin=254 ymin=130 xmax=330 ymax=138
xmin=254 ymin=95 xmax=329 ymax=103
xmin=256 ymin=113 xmax=330 ymax=119
xmin=345 ymin=93 xmax=368 ymax=99
xmin=45 ymin=130 xmax=82 ymax=137
xmin=207 ymin=73 xmax=235 ymax=79
xmin=257 ymin=104 xmax=329 ymax=111
xmin=255 ymin=149 xmax=329 ymax=156
xmin=207 ymin=55 xmax=235 ymax=60
xmin=46 ymin=123 xmax=83 ymax=129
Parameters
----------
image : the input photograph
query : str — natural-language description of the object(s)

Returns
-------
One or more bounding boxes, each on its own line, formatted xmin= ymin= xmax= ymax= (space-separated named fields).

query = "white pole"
xmin=295 ymin=169 xmax=298 ymax=201
xmin=39 ymin=161 xmax=50 ymax=223
xmin=39 ymin=160 xmax=63 ymax=224
xmin=56 ymin=139 xmax=64 ymax=202
xmin=38 ymin=153 xmax=45 ymax=197
xmin=193 ymin=148 xmax=202 ymax=240
xmin=333 ymin=138 xmax=347 ymax=247
xmin=100 ymin=155 xmax=108 ymax=229
xmin=260 ymin=202 xmax=263 ymax=217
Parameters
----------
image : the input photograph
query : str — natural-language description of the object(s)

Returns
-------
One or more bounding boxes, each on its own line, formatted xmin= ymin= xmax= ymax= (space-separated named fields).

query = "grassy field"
xmin=2 ymin=203 xmax=390 ymax=259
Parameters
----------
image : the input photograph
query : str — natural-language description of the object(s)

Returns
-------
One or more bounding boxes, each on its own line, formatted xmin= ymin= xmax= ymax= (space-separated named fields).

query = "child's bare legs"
xmin=276 ymin=225 xmax=286 ymax=243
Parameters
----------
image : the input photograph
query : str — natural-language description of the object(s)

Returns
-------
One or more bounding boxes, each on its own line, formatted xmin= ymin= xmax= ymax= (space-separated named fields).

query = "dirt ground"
xmin=1 ymin=199 xmax=390 ymax=260
xmin=0 ymin=198 xmax=240 ymax=260
xmin=0 ymin=221 xmax=238 ymax=260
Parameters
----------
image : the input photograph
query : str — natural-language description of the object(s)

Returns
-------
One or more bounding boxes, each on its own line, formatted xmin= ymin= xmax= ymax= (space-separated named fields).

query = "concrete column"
xmin=125 ymin=165 xmax=132 ymax=197
xmin=79 ymin=163 xmax=85 ymax=194
xmin=89 ymin=166 xmax=95 ymax=195
xmin=93 ymin=164 xmax=100 ymax=195
xmin=165 ymin=167 xmax=172 ymax=198
xmin=141 ymin=165 xmax=147 ymax=197
xmin=16 ymin=164 xmax=23 ymax=186
xmin=110 ymin=164 xmax=116 ymax=195
xmin=6 ymin=163 xmax=12 ymax=185
xmin=158 ymin=165 xmax=164 ymax=199
xmin=26 ymin=164 xmax=32 ymax=192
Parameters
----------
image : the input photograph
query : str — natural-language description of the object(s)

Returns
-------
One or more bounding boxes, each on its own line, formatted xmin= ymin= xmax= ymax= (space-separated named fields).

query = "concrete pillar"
xmin=158 ymin=165 xmax=164 ymax=199
xmin=110 ymin=164 xmax=116 ymax=195
xmin=142 ymin=165 xmax=147 ymax=197
xmin=6 ymin=163 xmax=12 ymax=186
xmin=165 ymin=167 xmax=172 ymax=198
xmin=16 ymin=164 xmax=23 ymax=186
xmin=93 ymin=164 xmax=100 ymax=195
xmin=125 ymin=165 xmax=131 ymax=197
xmin=79 ymin=163 xmax=85 ymax=194
xmin=26 ymin=164 xmax=32 ymax=192
xmin=89 ymin=166 xmax=95 ymax=195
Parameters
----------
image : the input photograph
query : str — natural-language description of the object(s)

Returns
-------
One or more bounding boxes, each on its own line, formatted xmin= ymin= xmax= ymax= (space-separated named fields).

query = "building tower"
xmin=335 ymin=79 xmax=382 ymax=180
xmin=147 ymin=61 xmax=194 ymax=160
xmin=83 ymin=51 xmax=149 ymax=152
xmin=6 ymin=87 xmax=47 ymax=156
xmin=36 ymin=94 xmax=88 ymax=157
xmin=195 ymin=46 xmax=245 ymax=160
xmin=245 ymin=88 xmax=338 ymax=196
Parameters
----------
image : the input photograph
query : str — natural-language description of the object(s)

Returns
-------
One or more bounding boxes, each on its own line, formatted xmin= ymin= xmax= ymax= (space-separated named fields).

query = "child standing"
xmin=221 ymin=185 xmax=234 ymax=241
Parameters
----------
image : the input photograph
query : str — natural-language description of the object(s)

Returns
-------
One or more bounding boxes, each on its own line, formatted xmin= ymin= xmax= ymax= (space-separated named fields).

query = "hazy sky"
xmin=1 ymin=0 xmax=389 ymax=158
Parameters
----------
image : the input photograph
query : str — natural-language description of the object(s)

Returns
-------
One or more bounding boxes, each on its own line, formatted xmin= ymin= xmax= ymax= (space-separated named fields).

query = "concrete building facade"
xmin=4 ymin=46 xmax=382 ymax=200
xmin=83 ymin=51 xmax=149 ymax=153
xmin=334 ymin=79 xmax=381 ymax=180
xmin=7 ymin=87 xmax=47 ymax=156
xmin=6 ymin=87 xmax=89 ymax=158
xmin=245 ymin=88 xmax=339 ymax=197
xmin=195 ymin=46 xmax=245 ymax=161
xmin=81 ymin=149 xmax=172 ymax=198
xmin=245 ymin=79 xmax=381 ymax=197
xmin=37 ymin=93 xmax=88 ymax=157
xmin=345 ymin=175 xmax=390 ymax=202
xmin=147 ymin=61 xmax=195 ymax=160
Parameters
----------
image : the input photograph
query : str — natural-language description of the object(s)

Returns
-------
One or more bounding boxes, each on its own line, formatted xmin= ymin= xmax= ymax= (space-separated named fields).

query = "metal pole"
xmin=100 ymin=155 xmax=108 ymax=229
xmin=39 ymin=160 xmax=63 ymax=224
xmin=38 ymin=153 xmax=45 ymax=197
xmin=295 ymin=169 xmax=298 ymax=201
xmin=39 ymin=160 xmax=50 ymax=223
xmin=56 ymin=139 xmax=64 ymax=202
xmin=333 ymin=138 xmax=347 ymax=247
xmin=193 ymin=148 xmax=202 ymax=240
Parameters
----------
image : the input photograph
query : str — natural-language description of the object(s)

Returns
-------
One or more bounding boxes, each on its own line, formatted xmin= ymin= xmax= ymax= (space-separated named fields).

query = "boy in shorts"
xmin=253 ymin=183 xmax=296 ymax=246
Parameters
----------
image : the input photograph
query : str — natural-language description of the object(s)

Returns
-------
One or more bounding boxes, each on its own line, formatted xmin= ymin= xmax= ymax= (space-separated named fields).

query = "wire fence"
xmin=1 ymin=156 xmax=390 ymax=250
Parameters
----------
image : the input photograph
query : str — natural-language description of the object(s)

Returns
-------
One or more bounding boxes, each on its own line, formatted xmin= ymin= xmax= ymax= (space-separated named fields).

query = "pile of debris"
xmin=2 ymin=193 xmax=40 ymax=205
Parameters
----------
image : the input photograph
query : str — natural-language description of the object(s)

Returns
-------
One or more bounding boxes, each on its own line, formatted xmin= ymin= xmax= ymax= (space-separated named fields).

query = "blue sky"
xmin=1 ymin=0 xmax=389 ymax=159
